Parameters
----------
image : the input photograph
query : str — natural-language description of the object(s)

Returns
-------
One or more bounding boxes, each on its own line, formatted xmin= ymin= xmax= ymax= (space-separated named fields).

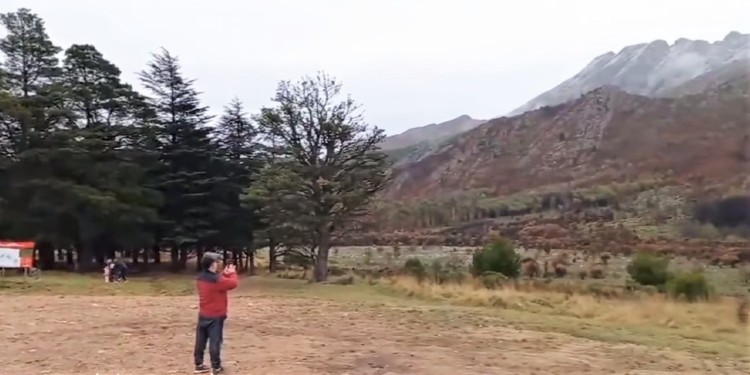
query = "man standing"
xmin=194 ymin=252 xmax=238 ymax=374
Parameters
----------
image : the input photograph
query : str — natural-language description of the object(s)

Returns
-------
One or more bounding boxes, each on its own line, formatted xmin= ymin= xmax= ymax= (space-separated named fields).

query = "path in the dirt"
xmin=0 ymin=292 xmax=744 ymax=374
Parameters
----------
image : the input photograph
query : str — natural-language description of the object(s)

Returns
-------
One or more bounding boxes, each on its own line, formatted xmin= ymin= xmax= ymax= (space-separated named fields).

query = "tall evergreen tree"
xmin=213 ymin=98 xmax=258 ymax=267
xmin=0 ymin=8 xmax=72 ymax=254
xmin=139 ymin=48 xmax=223 ymax=269
xmin=0 ymin=8 xmax=60 ymax=98
xmin=55 ymin=44 xmax=162 ymax=269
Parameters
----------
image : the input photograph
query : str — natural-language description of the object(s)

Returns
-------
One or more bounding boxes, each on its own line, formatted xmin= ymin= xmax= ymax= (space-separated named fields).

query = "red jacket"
xmin=196 ymin=270 xmax=238 ymax=318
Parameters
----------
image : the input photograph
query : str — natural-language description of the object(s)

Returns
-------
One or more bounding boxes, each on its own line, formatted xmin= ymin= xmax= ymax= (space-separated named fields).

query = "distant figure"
xmin=103 ymin=260 xmax=112 ymax=283
xmin=112 ymin=259 xmax=128 ymax=282
xmin=193 ymin=252 xmax=238 ymax=374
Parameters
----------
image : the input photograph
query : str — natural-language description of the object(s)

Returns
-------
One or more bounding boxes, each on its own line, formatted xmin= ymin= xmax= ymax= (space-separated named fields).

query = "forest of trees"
xmin=0 ymin=8 xmax=388 ymax=281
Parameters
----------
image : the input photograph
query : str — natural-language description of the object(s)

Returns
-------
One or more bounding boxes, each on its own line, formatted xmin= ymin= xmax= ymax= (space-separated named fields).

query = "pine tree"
xmin=214 ymin=98 xmax=258 ymax=268
xmin=55 ymin=44 xmax=162 ymax=269
xmin=139 ymin=48 xmax=223 ymax=270
xmin=0 ymin=8 xmax=61 ymax=98
xmin=0 ymin=8 xmax=72 ymax=252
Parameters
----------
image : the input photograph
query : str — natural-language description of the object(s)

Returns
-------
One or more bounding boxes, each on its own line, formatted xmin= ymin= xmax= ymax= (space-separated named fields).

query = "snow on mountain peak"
xmin=508 ymin=32 xmax=750 ymax=116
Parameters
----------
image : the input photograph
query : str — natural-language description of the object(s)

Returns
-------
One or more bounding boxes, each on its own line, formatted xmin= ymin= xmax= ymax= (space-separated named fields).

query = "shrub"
xmin=578 ymin=270 xmax=587 ymax=280
xmin=599 ymin=252 xmax=611 ymax=265
xmin=430 ymin=258 xmax=445 ymax=284
xmin=403 ymin=257 xmax=427 ymax=282
xmin=667 ymin=271 xmax=711 ymax=302
xmin=522 ymin=260 xmax=541 ymax=278
xmin=471 ymin=238 xmax=521 ymax=278
xmin=554 ymin=264 xmax=567 ymax=278
xmin=479 ymin=271 xmax=508 ymax=289
xmin=626 ymin=252 xmax=670 ymax=286
xmin=589 ymin=266 xmax=605 ymax=279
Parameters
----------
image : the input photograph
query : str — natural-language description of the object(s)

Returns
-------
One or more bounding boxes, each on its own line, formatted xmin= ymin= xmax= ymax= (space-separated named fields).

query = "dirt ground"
xmin=0 ymin=287 xmax=746 ymax=375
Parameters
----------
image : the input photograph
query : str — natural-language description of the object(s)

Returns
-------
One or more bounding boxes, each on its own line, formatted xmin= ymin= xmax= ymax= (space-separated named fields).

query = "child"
xmin=103 ymin=260 xmax=112 ymax=283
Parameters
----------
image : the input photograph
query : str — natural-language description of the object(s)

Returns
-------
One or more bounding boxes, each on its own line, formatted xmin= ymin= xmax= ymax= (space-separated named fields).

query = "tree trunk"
xmin=313 ymin=225 xmax=331 ymax=282
xmin=248 ymin=249 xmax=255 ymax=275
xmin=170 ymin=247 xmax=179 ymax=271
xmin=76 ymin=241 xmax=95 ymax=272
xmin=153 ymin=244 xmax=161 ymax=265
xmin=196 ymin=247 xmax=204 ymax=272
xmin=141 ymin=247 xmax=149 ymax=271
xmin=268 ymin=239 xmax=278 ymax=273
xmin=37 ymin=240 xmax=55 ymax=270
xmin=131 ymin=248 xmax=139 ymax=265
xmin=178 ymin=247 xmax=188 ymax=270
xmin=65 ymin=248 xmax=74 ymax=269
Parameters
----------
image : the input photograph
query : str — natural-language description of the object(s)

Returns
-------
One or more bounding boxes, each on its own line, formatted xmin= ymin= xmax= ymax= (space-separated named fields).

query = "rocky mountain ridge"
xmin=379 ymin=115 xmax=486 ymax=151
xmin=508 ymin=31 xmax=749 ymax=116
xmin=386 ymin=76 xmax=750 ymax=200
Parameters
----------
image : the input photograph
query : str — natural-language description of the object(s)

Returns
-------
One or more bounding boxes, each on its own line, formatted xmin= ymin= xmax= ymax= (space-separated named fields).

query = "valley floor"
xmin=1 ymin=277 xmax=747 ymax=374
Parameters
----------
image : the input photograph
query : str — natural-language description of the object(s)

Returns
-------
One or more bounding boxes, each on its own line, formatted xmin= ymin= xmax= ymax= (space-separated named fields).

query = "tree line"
xmin=0 ymin=8 xmax=388 ymax=281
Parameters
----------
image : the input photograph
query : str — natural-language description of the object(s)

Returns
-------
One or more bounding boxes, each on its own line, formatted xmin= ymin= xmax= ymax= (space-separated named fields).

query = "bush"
xmin=589 ymin=266 xmax=605 ymax=279
xmin=471 ymin=238 xmax=520 ymax=278
xmin=626 ymin=252 xmax=670 ymax=286
xmin=403 ymin=257 xmax=426 ymax=282
xmin=553 ymin=264 xmax=567 ymax=278
xmin=667 ymin=271 xmax=711 ymax=302
xmin=429 ymin=257 xmax=468 ymax=284
xmin=479 ymin=271 xmax=508 ymax=289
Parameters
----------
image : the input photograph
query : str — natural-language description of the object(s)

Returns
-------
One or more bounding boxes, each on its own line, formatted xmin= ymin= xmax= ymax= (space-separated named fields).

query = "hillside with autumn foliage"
xmin=348 ymin=75 xmax=750 ymax=264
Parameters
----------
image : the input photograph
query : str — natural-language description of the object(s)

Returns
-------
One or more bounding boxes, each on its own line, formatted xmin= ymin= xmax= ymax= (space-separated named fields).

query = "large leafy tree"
xmin=139 ymin=48 xmax=223 ymax=269
xmin=255 ymin=72 xmax=389 ymax=281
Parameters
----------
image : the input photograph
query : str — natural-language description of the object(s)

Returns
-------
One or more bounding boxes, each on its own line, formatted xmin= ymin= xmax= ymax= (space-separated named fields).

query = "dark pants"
xmin=194 ymin=316 xmax=226 ymax=368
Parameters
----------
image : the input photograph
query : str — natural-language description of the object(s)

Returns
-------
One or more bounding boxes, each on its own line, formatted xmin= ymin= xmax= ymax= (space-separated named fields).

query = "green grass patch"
xmin=0 ymin=271 xmax=194 ymax=296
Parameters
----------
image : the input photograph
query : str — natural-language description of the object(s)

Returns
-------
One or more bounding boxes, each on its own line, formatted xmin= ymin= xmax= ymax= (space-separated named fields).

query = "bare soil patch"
xmin=0 ymin=287 xmax=746 ymax=374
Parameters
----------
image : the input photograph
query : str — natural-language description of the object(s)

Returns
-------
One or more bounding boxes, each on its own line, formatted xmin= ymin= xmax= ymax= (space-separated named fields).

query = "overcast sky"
xmin=2 ymin=0 xmax=748 ymax=135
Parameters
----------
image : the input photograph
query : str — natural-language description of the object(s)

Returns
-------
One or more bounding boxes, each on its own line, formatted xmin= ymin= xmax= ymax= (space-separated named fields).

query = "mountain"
xmin=386 ymin=76 xmax=750 ymax=200
xmin=508 ymin=31 xmax=750 ymax=116
xmin=379 ymin=115 xmax=486 ymax=151
xmin=662 ymin=58 xmax=750 ymax=97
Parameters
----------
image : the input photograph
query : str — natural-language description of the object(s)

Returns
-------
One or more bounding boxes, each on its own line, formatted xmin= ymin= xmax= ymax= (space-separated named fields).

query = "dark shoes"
xmin=194 ymin=364 xmax=224 ymax=374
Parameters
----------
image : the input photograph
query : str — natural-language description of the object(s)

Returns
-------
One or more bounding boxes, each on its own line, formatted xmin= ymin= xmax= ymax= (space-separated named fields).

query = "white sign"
xmin=0 ymin=247 xmax=21 ymax=268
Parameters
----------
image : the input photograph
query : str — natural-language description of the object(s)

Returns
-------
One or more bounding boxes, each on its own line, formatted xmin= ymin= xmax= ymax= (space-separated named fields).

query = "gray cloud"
xmin=2 ymin=0 xmax=748 ymax=134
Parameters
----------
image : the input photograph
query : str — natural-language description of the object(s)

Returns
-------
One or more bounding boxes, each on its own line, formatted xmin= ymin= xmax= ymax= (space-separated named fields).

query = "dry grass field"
xmin=0 ymin=271 xmax=748 ymax=374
